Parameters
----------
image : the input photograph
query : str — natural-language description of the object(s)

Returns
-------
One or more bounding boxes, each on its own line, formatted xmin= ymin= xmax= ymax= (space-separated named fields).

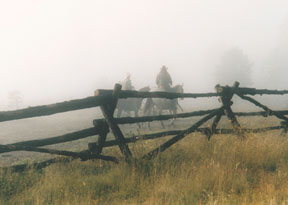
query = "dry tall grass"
xmin=2 ymin=129 xmax=288 ymax=204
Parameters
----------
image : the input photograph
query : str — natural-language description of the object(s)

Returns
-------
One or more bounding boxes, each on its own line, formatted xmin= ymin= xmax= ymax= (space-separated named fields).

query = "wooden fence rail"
xmin=1 ymin=86 xmax=288 ymax=123
xmin=0 ymin=95 xmax=113 ymax=122
xmin=0 ymin=120 xmax=109 ymax=154
xmin=0 ymin=144 xmax=118 ymax=162
xmin=93 ymin=110 xmax=288 ymax=128
xmin=96 ymin=87 xmax=288 ymax=99
xmin=97 ymin=125 xmax=286 ymax=149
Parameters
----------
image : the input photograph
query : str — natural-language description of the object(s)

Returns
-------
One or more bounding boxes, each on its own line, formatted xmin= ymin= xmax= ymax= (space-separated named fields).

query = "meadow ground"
xmin=1 ymin=117 xmax=288 ymax=204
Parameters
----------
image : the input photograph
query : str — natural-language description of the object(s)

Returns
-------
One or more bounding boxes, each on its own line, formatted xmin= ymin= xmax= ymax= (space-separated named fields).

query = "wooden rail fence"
xmin=1 ymin=81 xmax=288 ymax=171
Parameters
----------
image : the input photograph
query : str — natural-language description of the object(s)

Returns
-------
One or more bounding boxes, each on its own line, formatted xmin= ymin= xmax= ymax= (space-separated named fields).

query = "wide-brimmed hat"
xmin=161 ymin=65 xmax=168 ymax=71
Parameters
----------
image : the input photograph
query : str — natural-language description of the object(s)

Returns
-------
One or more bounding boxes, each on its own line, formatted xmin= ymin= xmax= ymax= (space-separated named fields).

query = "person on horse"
xmin=156 ymin=65 xmax=173 ymax=90
xmin=122 ymin=73 xmax=135 ymax=90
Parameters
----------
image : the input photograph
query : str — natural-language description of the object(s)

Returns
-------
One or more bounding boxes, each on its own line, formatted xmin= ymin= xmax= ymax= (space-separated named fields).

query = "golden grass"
xmin=2 ymin=129 xmax=288 ymax=204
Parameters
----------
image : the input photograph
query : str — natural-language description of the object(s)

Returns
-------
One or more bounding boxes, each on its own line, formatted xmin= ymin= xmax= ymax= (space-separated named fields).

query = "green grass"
xmin=2 ymin=129 xmax=288 ymax=204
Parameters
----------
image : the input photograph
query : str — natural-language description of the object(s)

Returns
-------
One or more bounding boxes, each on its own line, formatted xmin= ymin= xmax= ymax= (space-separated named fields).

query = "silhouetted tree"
xmin=215 ymin=47 xmax=253 ymax=86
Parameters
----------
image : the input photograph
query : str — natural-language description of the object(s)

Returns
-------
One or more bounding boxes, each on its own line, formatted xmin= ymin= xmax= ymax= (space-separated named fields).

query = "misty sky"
xmin=1 ymin=0 xmax=288 ymax=110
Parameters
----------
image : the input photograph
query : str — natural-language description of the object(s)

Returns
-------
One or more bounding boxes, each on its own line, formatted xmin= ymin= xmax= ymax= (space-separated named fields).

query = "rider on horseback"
xmin=122 ymin=73 xmax=135 ymax=90
xmin=156 ymin=65 xmax=172 ymax=90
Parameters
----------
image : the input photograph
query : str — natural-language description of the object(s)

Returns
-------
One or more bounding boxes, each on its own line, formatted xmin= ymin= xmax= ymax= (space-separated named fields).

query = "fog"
xmin=1 ymin=0 xmax=288 ymax=110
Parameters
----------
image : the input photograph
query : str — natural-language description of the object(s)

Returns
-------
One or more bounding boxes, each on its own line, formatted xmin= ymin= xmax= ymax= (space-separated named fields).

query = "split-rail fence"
xmin=1 ymin=81 xmax=288 ymax=171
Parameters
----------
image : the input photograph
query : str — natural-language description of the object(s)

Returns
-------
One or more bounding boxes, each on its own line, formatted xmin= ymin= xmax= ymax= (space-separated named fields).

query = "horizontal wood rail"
xmin=0 ymin=95 xmax=113 ymax=122
xmin=98 ymin=125 xmax=286 ymax=148
xmin=236 ymin=87 xmax=288 ymax=96
xmin=95 ymin=89 xmax=220 ymax=99
xmin=0 ymin=144 xmax=118 ymax=162
xmin=1 ymin=87 xmax=288 ymax=123
xmin=109 ymin=110 xmax=288 ymax=125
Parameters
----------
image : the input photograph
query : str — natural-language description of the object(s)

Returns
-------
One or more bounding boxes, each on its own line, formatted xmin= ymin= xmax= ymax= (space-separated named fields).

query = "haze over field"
xmin=1 ymin=0 xmax=288 ymax=110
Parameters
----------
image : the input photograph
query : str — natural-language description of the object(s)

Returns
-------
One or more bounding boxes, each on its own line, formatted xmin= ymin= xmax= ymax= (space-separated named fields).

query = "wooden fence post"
xmin=88 ymin=120 xmax=109 ymax=155
xmin=281 ymin=121 xmax=288 ymax=136
xmin=96 ymin=84 xmax=132 ymax=163
xmin=215 ymin=82 xmax=245 ymax=139
xmin=205 ymin=112 xmax=223 ymax=140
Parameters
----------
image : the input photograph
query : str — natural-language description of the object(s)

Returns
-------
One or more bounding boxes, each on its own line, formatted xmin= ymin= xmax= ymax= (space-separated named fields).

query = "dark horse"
xmin=116 ymin=86 xmax=150 ymax=118
xmin=143 ymin=84 xmax=184 ymax=127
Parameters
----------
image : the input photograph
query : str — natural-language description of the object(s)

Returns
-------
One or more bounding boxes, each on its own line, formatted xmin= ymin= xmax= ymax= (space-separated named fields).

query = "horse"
xmin=116 ymin=86 xmax=150 ymax=118
xmin=143 ymin=84 xmax=184 ymax=128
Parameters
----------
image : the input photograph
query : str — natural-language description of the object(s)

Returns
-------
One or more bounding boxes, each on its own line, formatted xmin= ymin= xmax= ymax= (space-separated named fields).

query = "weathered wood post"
xmin=95 ymin=84 xmax=132 ymax=163
xmin=214 ymin=82 xmax=245 ymax=139
xmin=88 ymin=120 xmax=109 ymax=155
xmin=281 ymin=121 xmax=288 ymax=136
xmin=205 ymin=113 xmax=223 ymax=140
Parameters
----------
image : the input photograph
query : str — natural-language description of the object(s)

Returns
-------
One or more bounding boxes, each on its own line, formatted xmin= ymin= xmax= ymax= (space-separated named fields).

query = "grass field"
xmin=2 ymin=127 xmax=288 ymax=204
xmin=1 ymin=114 xmax=288 ymax=204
